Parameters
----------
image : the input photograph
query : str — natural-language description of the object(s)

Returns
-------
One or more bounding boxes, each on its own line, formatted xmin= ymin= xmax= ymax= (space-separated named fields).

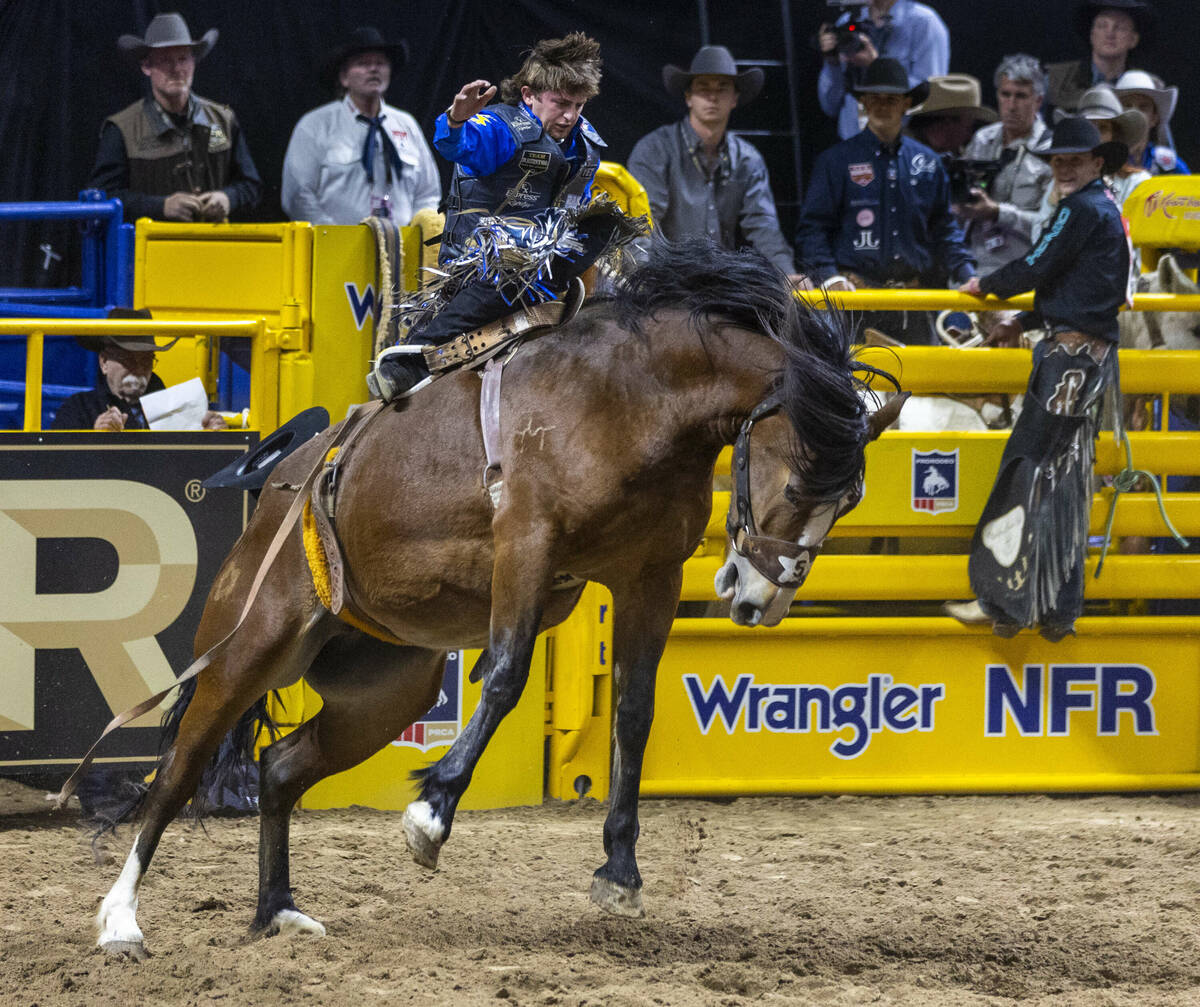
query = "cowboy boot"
xmin=368 ymin=282 xmax=518 ymax=402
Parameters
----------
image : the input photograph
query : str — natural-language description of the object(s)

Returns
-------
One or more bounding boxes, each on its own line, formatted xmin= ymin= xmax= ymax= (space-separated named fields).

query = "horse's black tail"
xmin=88 ymin=679 xmax=281 ymax=837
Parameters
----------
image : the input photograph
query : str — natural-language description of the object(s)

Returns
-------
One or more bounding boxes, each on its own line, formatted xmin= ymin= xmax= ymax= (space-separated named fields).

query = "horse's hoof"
xmin=589 ymin=876 xmax=645 ymax=918
xmin=100 ymin=939 xmax=149 ymax=961
xmin=403 ymin=800 xmax=445 ymax=871
xmin=267 ymin=908 xmax=326 ymax=938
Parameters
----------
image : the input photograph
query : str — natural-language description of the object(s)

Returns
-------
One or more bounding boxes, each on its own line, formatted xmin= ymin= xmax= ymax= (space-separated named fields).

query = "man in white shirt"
xmin=282 ymin=26 xmax=440 ymax=224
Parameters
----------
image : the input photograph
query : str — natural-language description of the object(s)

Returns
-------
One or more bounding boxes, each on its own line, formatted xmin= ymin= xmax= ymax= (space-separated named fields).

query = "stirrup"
xmin=368 ymin=344 xmax=433 ymax=402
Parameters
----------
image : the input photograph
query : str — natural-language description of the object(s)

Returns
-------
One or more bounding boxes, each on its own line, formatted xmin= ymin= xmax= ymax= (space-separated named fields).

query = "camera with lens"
xmin=943 ymin=157 xmax=1003 ymax=205
xmin=818 ymin=1 xmax=871 ymax=55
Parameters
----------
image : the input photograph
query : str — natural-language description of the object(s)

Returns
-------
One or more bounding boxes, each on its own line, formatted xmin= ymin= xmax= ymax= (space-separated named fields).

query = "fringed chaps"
xmin=968 ymin=336 xmax=1116 ymax=630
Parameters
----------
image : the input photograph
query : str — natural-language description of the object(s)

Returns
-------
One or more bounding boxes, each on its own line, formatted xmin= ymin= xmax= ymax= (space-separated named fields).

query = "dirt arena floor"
xmin=4 ymin=779 xmax=1200 ymax=1006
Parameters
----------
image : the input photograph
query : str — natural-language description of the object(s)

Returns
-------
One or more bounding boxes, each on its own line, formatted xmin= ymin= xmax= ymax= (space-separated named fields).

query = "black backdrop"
xmin=2 ymin=0 xmax=1197 ymax=287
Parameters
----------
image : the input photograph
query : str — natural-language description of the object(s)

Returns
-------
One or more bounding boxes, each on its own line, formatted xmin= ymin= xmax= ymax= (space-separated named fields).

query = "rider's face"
xmin=522 ymin=88 xmax=588 ymax=139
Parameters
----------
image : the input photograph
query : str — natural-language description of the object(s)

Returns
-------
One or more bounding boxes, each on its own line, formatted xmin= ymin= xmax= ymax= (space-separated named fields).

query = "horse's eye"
xmin=783 ymin=485 xmax=804 ymax=507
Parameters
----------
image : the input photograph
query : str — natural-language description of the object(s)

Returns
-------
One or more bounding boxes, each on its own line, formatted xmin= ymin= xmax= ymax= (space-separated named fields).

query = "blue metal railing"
xmin=0 ymin=191 xmax=133 ymax=313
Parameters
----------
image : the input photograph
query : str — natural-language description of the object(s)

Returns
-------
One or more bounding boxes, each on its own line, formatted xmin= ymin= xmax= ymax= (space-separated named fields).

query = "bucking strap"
xmin=424 ymin=300 xmax=565 ymax=373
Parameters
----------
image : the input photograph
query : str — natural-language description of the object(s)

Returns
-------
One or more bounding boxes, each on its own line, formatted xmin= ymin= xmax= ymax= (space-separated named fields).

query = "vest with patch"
xmin=442 ymin=103 xmax=605 ymax=261
xmin=107 ymin=95 xmax=238 ymax=196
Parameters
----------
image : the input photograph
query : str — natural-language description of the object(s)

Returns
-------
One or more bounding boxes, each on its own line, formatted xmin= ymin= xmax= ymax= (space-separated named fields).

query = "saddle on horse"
xmin=368 ymin=276 xmax=586 ymax=402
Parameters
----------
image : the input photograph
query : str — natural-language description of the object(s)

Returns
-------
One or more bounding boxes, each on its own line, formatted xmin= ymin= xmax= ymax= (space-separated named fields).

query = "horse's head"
xmin=716 ymin=393 xmax=907 ymax=627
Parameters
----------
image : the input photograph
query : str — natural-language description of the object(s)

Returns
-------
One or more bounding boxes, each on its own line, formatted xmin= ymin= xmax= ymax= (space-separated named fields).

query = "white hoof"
xmin=269 ymin=908 xmax=326 ymax=938
xmin=96 ymin=835 xmax=147 ymax=957
xmin=589 ymin=876 xmax=645 ymax=918
xmin=403 ymin=800 xmax=445 ymax=870
xmin=99 ymin=938 xmax=149 ymax=961
xmin=96 ymin=899 xmax=146 ymax=958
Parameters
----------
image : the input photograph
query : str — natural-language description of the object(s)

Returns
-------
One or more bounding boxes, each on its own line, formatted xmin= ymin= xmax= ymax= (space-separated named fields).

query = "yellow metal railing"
xmin=796 ymin=289 xmax=1200 ymax=313
xmin=0 ymin=317 xmax=265 ymax=432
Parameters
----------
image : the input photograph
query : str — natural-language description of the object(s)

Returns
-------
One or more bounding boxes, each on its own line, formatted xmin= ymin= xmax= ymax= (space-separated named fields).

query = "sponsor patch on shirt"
xmin=849 ymin=162 xmax=874 ymax=187
xmin=518 ymin=149 xmax=552 ymax=173
xmin=856 ymin=209 xmax=875 ymax=227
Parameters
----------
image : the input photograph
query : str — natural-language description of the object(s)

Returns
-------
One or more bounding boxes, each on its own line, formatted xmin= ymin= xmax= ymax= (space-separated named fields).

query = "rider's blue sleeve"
xmin=433 ymin=110 xmax=518 ymax=177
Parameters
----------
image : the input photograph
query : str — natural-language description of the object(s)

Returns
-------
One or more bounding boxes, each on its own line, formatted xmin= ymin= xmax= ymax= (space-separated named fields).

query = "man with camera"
xmin=954 ymin=54 xmax=1053 ymax=275
xmin=818 ymin=0 xmax=949 ymax=140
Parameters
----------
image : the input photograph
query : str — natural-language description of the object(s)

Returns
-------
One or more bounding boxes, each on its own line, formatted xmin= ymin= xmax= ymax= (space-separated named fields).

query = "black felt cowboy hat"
xmin=1031 ymin=116 xmax=1129 ymax=175
xmin=320 ymin=26 xmax=410 ymax=92
xmin=851 ymin=57 xmax=930 ymax=106
xmin=1075 ymin=0 xmax=1155 ymax=40
xmin=74 ymin=308 xmax=181 ymax=353
xmin=117 ymin=12 xmax=218 ymax=63
xmin=662 ymin=45 xmax=764 ymax=106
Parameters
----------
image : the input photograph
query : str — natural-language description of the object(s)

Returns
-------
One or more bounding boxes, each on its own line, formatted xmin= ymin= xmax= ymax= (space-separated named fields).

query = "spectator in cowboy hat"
xmin=906 ymin=73 xmax=997 ymax=155
xmin=1113 ymin=69 xmax=1188 ymax=174
xmin=87 ymin=12 xmax=262 ymax=223
xmin=1046 ymin=0 xmax=1156 ymax=114
xmin=796 ymin=57 xmax=974 ymax=345
xmin=282 ymin=26 xmax=440 ymax=225
xmin=50 ymin=309 xmax=226 ymax=431
xmin=1071 ymin=84 xmax=1151 ymax=203
xmin=626 ymin=45 xmax=801 ymax=282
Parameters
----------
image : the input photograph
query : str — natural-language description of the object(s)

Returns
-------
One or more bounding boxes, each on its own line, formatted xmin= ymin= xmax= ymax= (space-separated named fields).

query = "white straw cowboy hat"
xmin=1113 ymin=69 xmax=1177 ymax=127
xmin=908 ymin=74 xmax=998 ymax=124
xmin=1060 ymin=84 xmax=1149 ymax=150
xmin=662 ymin=46 xmax=764 ymax=105
xmin=117 ymin=12 xmax=218 ymax=62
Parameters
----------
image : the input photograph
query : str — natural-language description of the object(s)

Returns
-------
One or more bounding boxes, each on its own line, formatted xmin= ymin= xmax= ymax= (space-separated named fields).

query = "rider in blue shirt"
xmin=370 ymin=33 xmax=621 ymax=402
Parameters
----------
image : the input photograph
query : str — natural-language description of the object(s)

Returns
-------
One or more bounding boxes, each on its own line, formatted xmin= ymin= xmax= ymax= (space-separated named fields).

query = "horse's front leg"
xmin=590 ymin=564 xmax=683 ymax=918
xmin=403 ymin=531 xmax=551 ymax=869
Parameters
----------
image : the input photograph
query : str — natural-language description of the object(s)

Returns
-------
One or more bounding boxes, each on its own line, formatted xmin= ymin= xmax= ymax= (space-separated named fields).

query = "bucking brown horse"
xmin=92 ymin=240 xmax=903 ymax=958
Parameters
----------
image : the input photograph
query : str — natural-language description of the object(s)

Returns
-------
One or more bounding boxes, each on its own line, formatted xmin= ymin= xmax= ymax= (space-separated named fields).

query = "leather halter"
xmin=726 ymin=395 xmax=815 ymax=588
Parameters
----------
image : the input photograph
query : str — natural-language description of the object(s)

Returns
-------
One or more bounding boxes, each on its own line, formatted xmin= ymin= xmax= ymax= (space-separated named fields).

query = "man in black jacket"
xmin=52 ymin=316 xmax=225 ymax=430
xmin=947 ymin=117 xmax=1131 ymax=641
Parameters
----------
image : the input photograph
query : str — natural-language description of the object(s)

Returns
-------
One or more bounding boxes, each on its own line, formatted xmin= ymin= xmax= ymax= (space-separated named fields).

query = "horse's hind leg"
xmin=95 ymin=608 xmax=328 ymax=959
xmin=254 ymin=634 xmax=444 ymax=936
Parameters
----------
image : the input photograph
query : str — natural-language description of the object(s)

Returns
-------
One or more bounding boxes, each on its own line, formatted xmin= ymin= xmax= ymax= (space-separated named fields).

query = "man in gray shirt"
xmin=626 ymin=46 xmax=803 ymax=282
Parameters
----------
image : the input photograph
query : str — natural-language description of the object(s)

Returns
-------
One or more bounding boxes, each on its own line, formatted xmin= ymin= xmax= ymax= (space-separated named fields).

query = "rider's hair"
xmin=500 ymin=31 xmax=602 ymax=104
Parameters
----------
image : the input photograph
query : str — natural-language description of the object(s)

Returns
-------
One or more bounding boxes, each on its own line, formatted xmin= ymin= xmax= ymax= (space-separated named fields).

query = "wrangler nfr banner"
xmin=0 ymin=432 xmax=253 ymax=772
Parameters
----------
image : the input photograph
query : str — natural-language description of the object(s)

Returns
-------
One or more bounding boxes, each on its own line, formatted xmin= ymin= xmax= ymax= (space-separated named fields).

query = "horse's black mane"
xmin=613 ymin=239 xmax=887 ymax=501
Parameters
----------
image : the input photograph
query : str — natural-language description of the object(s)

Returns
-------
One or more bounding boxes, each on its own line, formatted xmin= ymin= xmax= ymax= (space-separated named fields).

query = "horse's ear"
xmin=867 ymin=391 xmax=909 ymax=440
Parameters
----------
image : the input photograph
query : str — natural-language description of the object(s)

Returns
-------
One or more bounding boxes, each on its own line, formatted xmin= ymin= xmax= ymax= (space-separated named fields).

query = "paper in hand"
xmin=140 ymin=377 xmax=210 ymax=430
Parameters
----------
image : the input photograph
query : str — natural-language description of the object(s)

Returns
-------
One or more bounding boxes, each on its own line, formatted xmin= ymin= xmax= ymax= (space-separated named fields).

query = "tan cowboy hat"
xmin=1061 ymin=84 xmax=1149 ymax=149
xmin=662 ymin=46 xmax=764 ymax=105
xmin=1113 ymin=69 xmax=1177 ymax=126
xmin=117 ymin=12 xmax=218 ymax=62
xmin=908 ymin=74 xmax=998 ymax=124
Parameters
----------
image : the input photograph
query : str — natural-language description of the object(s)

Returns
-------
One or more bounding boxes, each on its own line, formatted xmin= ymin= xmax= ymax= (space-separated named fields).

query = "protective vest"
xmin=107 ymin=95 xmax=238 ymax=197
xmin=442 ymin=103 xmax=605 ymax=261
